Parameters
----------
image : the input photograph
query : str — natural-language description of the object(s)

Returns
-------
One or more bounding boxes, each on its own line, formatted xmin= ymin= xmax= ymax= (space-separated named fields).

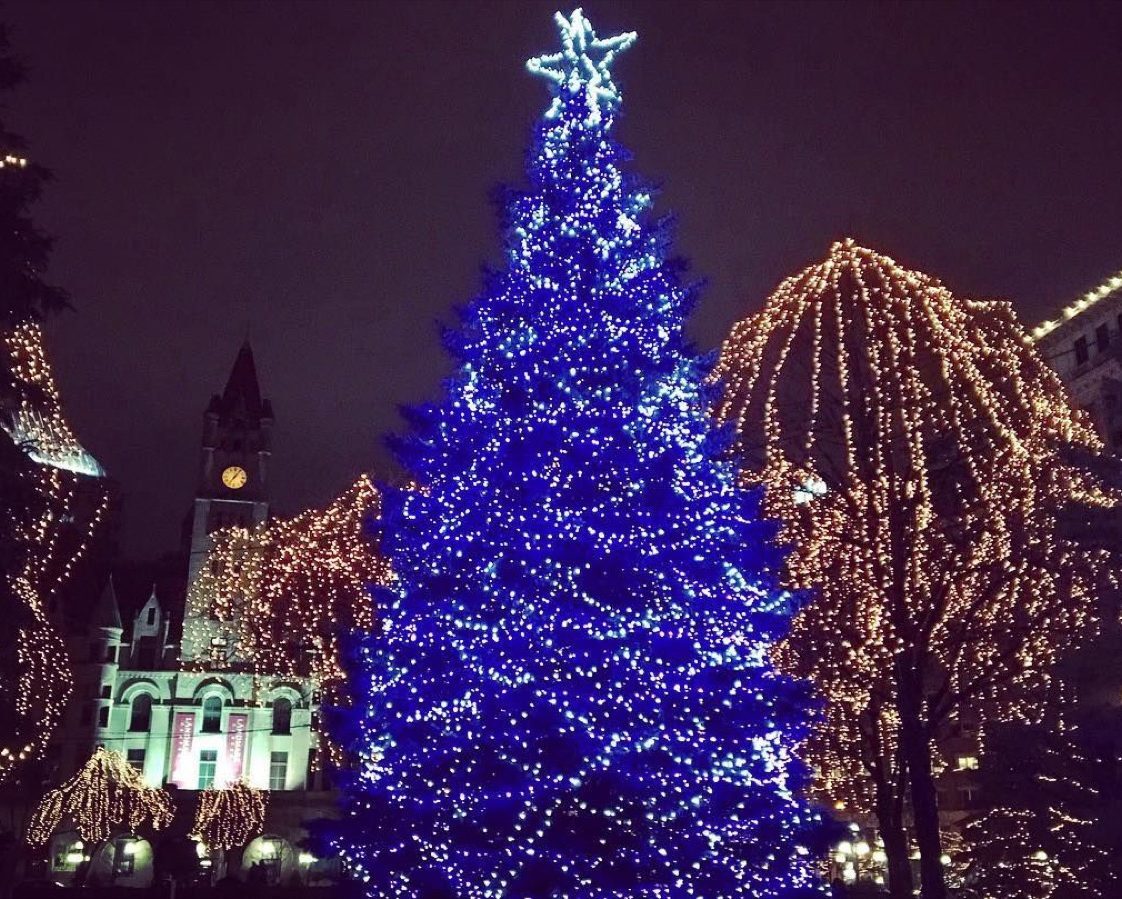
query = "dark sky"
xmin=4 ymin=0 xmax=1122 ymax=558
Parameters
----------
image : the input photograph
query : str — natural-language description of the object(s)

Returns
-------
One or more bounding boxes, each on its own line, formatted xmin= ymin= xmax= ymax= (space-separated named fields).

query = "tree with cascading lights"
xmin=0 ymin=25 xmax=106 ymax=789
xmin=185 ymin=475 xmax=389 ymax=767
xmin=25 ymin=746 xmax=175 ymax=848
xmin=713 ymin=240 xmax=1116 ymax=899
xmin=331 ymin=9 xmax=826 ymax=898
xmin=193 ymin=781 xmax=267 ymax=853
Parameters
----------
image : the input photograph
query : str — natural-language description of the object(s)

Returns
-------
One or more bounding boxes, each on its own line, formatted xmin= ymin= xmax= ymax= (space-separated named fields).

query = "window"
xmin=126 ymin=748 xmax=146 ymax=774
xmin=146 ymin=606 xmax=156 ymax=626
xmin=198 ymin=749 xmax=218 ymax=789
xmin=97 ymin=705 xmax=109 ymax=728
xmin=269 ymin=751 xmax=288 ymax=791
xmin=955 ymin=755 xmax=979 ymax=771
xmin=100 ymin=684 xmax=111 ymax=699
xmin=209 ymin=636 xmax=227 ymax=664
xmin=1097 ymin=323 xmax=1111 ymax=352
xmin=271 ymin=697 xmax=292 ymax=735
xmin=1075 ymin=336 xmax=1089 ymax=365
xmin=129 ymin=694 xmax=153 ymax=732
xmin=959 ymin=786 xmax=978 ymax=807
xmin=105 ymin=644 xmax=117 ymax=663
xmin=201 ymin=696 xmax=222 ymax=734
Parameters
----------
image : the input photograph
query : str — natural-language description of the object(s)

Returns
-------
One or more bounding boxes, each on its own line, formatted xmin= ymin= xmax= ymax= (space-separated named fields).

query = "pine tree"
xmin=331 ymin=9 xmax=824 ymax=898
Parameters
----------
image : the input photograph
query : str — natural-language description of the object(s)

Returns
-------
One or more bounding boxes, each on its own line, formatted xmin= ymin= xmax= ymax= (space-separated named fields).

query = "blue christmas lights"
xmin=332 ymin=9 xmax=825 ymax=897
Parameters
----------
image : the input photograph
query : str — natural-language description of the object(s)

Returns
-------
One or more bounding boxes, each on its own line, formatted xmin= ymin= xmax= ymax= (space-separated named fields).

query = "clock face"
xmin=221 ymin=465 xmax=248 ymax=490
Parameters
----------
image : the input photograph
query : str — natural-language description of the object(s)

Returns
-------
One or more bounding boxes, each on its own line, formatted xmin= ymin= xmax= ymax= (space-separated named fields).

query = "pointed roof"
xmin=207 ymin=340 xmax=272 ymax=421
xmin=141 ymin=583 xmax=161 ymax=610
xmin=93 ymin=577 xmax=122 ymax=630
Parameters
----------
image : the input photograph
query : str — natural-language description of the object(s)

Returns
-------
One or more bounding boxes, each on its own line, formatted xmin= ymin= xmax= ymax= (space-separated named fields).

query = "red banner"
xmin=225 ymin=713 xmax=248 ymax=784
xmin=169 ymin=711 xmax=195 ymax=787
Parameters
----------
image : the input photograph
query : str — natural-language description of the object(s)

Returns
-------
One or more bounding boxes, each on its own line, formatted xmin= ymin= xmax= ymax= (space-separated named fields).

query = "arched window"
xmin=201 ymin=695 xmax=222 ymax=734
xmin=271 ymin=697 xmax=292 ymax=735
xmin=128 ymin=693 xmax=152 ymax=732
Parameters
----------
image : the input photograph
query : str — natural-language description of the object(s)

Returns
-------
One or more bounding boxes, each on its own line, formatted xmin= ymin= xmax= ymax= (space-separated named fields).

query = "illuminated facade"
xmin=1035 ymin=271 xmax=1122 ymax=454
xmin=46 ymin=342 xmax=331 ymax=887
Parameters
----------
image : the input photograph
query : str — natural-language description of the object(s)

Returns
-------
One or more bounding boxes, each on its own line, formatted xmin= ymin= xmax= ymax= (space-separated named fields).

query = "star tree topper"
xmin=526 ymin=8 xmax=637 ymax=126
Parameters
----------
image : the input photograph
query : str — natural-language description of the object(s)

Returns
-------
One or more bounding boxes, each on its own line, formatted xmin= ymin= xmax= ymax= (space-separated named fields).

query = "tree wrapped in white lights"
xmin=187 ymin=475 xmax=388 ymax=683
xmin=25 ymin=746 xmax=175 ymax=847
xmin=192 ymin=781 xmax=267 ymax=851
xmin=0 ymin=321 xmax=107 ymax=783
xmin=713 ymin=239 xmax=1115 ymax=899
xmin=0 ymin=21 xmax=107 ymax=782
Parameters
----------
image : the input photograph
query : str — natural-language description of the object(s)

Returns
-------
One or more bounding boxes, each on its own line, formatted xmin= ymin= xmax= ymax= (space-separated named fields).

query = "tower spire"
xmin=93 ymin=577 xmax=122 ymax=630
xmin=209 ymin=340 xmax=271 ymax=422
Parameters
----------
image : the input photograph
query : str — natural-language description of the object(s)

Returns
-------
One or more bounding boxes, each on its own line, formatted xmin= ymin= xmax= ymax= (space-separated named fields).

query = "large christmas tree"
xmin=333 ymin=10 xmax=823 ymax=897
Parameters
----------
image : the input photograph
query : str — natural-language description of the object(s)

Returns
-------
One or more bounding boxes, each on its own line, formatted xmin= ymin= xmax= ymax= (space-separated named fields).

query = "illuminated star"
xmin=526 ymin=8 xmax=637 ymax=126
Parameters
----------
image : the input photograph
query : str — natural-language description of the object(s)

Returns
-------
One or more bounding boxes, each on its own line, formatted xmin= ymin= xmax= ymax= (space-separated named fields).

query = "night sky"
xmin=5 ymin=0 xmax=1122 ymax=558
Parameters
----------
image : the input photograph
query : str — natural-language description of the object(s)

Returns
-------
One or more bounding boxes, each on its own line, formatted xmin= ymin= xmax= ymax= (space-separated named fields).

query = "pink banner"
xmin=225 ymin=713 xmax=248 ymax=784
xmin=169 ymin=712 xmax=195 ymax=787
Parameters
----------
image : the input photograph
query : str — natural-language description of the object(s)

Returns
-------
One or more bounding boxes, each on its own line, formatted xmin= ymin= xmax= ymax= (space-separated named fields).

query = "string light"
xmin=1 ymin=322 xmax=107 ymax=782
xmin=185 ymin=475 xmax=390 ymax=764
xmin=25 ymin=746 xmax=175 ymax=846
xmin=330 ymin=9 xmax=825 ymax=898
xmin=1030 ymin=270 xmax=1122 ymax=342
xmin=963 ymin=719 xmax=1112 ymax=899
xmin=712 ymin=239 xmax=1116 ymax=886
xmin=192 ymin=781 xmax=267 ymax=851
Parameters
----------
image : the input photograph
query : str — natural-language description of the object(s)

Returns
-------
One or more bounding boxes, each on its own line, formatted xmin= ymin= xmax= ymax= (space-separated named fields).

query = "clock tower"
xmin=180 ymin=340 xmax=273 ymax=664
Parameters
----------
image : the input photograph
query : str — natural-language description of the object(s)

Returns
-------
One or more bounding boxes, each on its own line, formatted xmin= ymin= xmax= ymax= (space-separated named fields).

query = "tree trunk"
xmin=226 ymin=844 xmax=244 ymax=881
xmin=897 ymin=661 xmax=946 ymax=899
xmin=871 ymin=768 xmax=913 ymax=899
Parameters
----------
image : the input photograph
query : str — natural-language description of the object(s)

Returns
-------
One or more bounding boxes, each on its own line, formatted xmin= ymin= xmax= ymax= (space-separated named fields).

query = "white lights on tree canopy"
xmin=713 ymin=238 xmax=1118 ymax=898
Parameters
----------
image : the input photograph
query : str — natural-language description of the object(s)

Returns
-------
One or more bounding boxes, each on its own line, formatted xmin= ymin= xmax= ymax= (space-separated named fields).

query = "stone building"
xmin=1035 ymin=270 xmax=1122 ymax=452
xmin=45 ymin=342 xmax=336 ymax=888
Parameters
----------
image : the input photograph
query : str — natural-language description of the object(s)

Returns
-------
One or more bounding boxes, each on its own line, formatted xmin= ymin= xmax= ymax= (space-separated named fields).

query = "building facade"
xmin=1035 ymin=270 xmax=1122 ymax=453
xmin=47 ymin=343 xmax=332 ymax=888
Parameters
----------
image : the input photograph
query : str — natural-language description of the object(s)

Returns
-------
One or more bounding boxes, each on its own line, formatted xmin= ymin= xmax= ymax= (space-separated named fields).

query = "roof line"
xmin=1032 ymin=270 xmax=1122 ymax=342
